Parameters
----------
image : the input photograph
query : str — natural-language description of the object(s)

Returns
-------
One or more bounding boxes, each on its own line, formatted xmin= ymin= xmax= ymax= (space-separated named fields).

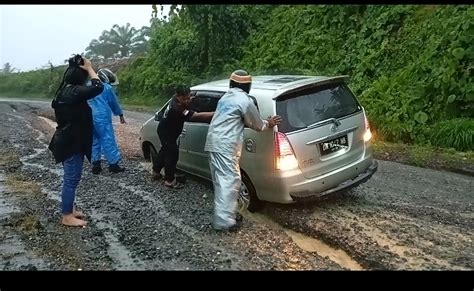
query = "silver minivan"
xmin=140 ymin=75 xmax=378 ymax=212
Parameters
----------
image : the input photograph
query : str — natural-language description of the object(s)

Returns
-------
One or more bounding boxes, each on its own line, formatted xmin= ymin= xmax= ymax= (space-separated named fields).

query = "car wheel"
xmin=238 ymin=173 xmax=263 ymax=213
xmin=149 ymin=144 xmax=158 ymax=166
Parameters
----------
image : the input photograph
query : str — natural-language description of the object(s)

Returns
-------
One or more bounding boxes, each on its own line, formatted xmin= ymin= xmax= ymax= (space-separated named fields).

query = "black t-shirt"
xmin=158 ymin=96 xmax=195 ymax=140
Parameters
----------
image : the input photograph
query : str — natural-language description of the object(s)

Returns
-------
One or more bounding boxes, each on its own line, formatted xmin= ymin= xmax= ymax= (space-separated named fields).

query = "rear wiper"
xmin=333 ymin=107 xmax=356 ymax=118
xmin=307 ymin=118 xmax=341 ymax=129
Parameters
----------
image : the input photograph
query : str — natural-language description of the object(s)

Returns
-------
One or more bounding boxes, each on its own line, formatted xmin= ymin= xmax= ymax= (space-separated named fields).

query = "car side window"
xmin=249 ymin=95 xmax=259 ymax=111
xmin=189 ymin=91 xmax=258 ymax=111
xmin=189 ymin=91 xmax=223 ymax=112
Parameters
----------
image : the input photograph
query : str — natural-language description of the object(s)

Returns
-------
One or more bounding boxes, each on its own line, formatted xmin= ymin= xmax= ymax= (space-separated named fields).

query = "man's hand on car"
xmin=266 ymin=115 xmax=282 ymax=128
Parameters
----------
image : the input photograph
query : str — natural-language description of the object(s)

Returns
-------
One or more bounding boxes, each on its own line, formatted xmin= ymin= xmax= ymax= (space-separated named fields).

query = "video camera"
xmin=68 ymin=54 xmax=84 ymax=67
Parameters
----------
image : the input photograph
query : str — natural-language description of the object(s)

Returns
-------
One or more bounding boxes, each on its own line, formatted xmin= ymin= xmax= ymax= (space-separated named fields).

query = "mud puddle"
xmin=242 ymin=211 xmax=363 ymax=270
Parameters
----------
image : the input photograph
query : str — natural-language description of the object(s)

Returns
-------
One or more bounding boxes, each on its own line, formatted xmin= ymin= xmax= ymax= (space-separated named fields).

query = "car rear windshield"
xmin=276 ymin=82 xmax=362 ymax=133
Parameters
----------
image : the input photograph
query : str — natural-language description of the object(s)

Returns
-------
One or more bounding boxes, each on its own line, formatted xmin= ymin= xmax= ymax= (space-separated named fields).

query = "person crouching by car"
xmin=151 ymin=85 xmax=214 ymax=189
xmin=48 ymin=55 xmax=104 ymax=227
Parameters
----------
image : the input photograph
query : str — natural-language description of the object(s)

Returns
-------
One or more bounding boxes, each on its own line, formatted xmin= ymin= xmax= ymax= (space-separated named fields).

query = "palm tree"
xmin=2 ymin=62 xmax=16 ymax=74
xmin=131 ymin=26 xmax=151 ymax=55
xmin=108 ymin=23 xmax=137 ymax=58
xmin=85 ymin=31 xmax=119 ymax=60
xmin=85 ymin=24 xmax=151 ymax=60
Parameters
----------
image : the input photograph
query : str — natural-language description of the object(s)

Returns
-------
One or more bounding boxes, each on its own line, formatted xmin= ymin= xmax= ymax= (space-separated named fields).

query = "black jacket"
xmin=48 ymin=79 xmax=104 ymax=163
xmin=157 ymin=96 xmax=195 ymax=141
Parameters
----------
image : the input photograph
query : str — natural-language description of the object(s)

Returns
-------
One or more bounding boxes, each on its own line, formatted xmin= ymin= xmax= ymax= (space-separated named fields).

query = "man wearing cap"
xmin=204 ymin=70 xmax=282 ymax=232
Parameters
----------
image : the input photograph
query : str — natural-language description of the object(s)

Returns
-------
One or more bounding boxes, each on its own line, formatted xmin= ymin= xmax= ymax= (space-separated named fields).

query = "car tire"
xmin=239 ymin=173 xmax=263 ymax=213
xmin=149 ymin=144 xmax=158 ymax=166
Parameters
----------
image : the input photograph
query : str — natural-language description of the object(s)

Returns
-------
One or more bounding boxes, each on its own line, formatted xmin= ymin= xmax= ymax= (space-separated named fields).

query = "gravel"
xmin=0 ymin=99 xmax=472 ymax=270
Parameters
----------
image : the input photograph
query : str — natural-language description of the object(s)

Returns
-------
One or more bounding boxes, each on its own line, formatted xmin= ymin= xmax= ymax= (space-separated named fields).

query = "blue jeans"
xmin=61 ymin=154 xmax=84 ymax=214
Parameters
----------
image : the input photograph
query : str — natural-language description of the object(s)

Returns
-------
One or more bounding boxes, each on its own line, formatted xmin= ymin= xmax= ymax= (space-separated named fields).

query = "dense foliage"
xmin=1 ymin=5 xmax=472 ymax=150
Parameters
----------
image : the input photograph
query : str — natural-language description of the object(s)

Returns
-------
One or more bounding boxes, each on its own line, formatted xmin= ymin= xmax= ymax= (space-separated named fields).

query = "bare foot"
xmin=73 ymin=209 xmax=86 ymax=219
xmin=62 ymin=214 xmax=87 ymax=227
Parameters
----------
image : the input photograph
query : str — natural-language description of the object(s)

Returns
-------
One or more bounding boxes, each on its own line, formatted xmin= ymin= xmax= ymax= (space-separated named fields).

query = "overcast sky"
xmin=0 ymin=5 xmax=167 ymax=72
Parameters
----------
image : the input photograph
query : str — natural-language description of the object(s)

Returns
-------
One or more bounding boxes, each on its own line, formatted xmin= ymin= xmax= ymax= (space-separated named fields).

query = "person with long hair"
xmin=48 ymin=55 xmax=104 ymax=227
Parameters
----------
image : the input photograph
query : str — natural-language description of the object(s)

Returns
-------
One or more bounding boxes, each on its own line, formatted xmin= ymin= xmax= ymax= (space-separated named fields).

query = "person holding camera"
xmin=87 ymin=68 xmax=126 ymax=174
xmin=48 ymin=55 xmax=104 ymax=227
xmin=204 ymin=70 xmax=282 ymax=232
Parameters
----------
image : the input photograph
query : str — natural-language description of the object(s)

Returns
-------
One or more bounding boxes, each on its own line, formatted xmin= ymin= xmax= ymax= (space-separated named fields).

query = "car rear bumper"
xmin=289 ymin=160 xmax=378 ymax=201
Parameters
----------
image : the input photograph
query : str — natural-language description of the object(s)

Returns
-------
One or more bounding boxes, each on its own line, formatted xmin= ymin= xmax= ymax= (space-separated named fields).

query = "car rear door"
xmin=275 ymin=80 xmax=366 ymax=178
xmin=180 ymin=90 xmax=224 ymax=179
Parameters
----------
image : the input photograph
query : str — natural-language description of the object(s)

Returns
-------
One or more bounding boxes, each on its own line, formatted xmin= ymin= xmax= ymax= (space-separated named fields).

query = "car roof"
xmin=191 ymin=75 xmax=337 ymax=93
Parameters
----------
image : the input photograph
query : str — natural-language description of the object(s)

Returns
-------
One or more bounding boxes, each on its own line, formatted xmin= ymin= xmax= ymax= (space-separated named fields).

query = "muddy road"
xmin=0 ymin=98 xmax=472 ymax=270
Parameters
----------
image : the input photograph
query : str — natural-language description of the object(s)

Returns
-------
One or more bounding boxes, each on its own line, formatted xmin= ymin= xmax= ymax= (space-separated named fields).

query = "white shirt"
xmin=205 ymin=87 xmax=268 ymax=156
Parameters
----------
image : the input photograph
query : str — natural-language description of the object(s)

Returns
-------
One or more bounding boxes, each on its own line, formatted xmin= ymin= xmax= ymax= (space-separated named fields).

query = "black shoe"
xmin=109 ymin=164 xmax=125 ymax=173
xmin=92 ymin=161 xmax=101 ymax=174
xmin=213 ymin=219 xmax=242 ymax=232
xmin=236 ymin=213 xmax=243 ymax=223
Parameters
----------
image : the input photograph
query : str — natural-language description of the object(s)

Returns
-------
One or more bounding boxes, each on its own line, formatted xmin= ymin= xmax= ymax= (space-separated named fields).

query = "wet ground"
xmin=0 ymin=98 xmax=472 ymax=270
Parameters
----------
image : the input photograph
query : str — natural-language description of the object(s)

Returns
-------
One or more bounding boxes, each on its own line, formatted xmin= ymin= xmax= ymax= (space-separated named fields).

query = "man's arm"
xmin=75 ymin=79 xmax=104 ymax=101
xmin=74 ymin=58 xmax=104 ymax=100
xmin=187 ymin=112 xmax=214 ymax=123
xmin=242 ymin=101 xmax=268 ymax=131
xmin=243 ymin=100 xmax=282 ymax=131
xmin=106 ymin=86 xmax=124 ymax=116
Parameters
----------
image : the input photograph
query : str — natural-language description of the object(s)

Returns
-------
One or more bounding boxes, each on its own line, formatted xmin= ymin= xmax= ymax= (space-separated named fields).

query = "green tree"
xmin=85 ymin=33 xmax=119 ymax=60
xmin=2 ymin=62 xmax=16 ymax=74
xmin=85 ymin=23 xmax=151 ymax=60
xmin=131 ymin=26 xmax=151 ymax=55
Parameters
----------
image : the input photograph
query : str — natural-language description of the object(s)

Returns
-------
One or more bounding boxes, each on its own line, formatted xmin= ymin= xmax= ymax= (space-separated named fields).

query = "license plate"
xmin=319 ymin=135 xmax=349 ymax=156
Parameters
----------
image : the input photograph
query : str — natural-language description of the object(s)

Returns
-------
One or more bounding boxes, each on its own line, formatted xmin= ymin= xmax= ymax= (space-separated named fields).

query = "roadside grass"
xmin=373 ymin=140 xmax=474 ymax=175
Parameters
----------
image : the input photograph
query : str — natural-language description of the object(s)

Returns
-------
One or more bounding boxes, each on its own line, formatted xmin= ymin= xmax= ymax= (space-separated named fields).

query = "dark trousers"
xmin=152 ymin=132 xmax=179 ymax=183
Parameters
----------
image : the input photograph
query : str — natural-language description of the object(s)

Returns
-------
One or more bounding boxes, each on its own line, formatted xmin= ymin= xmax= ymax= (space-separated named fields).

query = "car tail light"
xmin=363 ymin=114 xmax=372 ymax=142
xmin=275 ymin=132 xmax=298 ymax=171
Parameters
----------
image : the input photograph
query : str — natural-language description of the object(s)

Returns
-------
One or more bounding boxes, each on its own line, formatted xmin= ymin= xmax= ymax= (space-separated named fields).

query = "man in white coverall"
xmin=204 ymin=70 xmax=282 ymax=232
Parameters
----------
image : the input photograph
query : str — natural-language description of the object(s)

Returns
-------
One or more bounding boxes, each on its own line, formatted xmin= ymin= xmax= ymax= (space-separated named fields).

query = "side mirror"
xmin=154 ymin=112 xmax=161 ymax=121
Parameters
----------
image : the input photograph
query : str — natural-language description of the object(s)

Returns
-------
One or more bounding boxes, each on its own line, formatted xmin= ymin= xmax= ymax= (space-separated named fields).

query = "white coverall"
xmin=204 ymin=87 xmax=270 ymax=229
